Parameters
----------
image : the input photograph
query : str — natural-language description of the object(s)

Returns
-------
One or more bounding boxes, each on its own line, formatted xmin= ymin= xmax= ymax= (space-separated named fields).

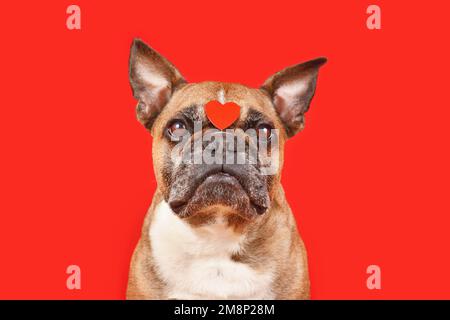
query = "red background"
xmin=0 ymin=0 xmax=449 ymax=299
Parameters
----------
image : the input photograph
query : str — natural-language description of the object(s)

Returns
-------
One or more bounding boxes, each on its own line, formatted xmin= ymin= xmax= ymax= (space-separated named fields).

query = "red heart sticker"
xmin=204 ymin=100 xmax=241 ymax=130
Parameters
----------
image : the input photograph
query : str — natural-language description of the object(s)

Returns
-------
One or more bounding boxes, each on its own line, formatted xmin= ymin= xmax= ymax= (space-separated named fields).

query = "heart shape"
xmin=204 ymin=100 xmax=241 ymax=130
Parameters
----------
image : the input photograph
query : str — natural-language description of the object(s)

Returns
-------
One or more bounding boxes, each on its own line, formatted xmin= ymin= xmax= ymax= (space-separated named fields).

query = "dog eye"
xmin=167 ymin=120 xmax=187 ymax=140
xmin=256 ymin=123 xmax=273 ymax=141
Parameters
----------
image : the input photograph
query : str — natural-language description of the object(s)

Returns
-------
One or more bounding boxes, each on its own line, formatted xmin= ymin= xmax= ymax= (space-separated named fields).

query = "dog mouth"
xmin=168 ymin=167 xmax=270 ymax=218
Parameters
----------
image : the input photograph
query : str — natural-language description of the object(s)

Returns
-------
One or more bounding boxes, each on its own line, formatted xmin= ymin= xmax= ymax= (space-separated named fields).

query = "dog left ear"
xmin=129 ymin=38 xmax=186 ymax=130
xmin=261 ymin=57 xmax=327 ymax=137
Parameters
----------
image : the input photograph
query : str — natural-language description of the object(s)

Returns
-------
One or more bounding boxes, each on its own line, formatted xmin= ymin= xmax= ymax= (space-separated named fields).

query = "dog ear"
xmin=129 ymin=38 xmax=186 ymax=129
xmin=261 ymin=57 xmax=327 ymax=137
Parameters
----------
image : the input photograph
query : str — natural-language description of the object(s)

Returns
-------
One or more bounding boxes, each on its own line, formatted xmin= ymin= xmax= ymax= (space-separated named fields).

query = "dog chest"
xmin=149 ymin=201 xmax=274 ymax=299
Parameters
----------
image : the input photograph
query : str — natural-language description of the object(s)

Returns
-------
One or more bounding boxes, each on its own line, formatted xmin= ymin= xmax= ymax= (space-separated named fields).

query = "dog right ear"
xmin=261 ymin=57 xmax=327 ymax=137
xmin=129 ymin=39 xmax=186 ymax=130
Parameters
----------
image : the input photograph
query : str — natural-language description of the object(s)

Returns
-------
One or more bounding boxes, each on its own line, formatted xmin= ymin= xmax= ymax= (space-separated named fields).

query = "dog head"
xmin=129 ymin=39 xmax=326 ymax=224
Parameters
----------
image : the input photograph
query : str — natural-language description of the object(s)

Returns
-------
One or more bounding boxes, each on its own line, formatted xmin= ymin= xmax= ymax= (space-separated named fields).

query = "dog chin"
xmin=168 ymin=172 xmax=268 ymax=219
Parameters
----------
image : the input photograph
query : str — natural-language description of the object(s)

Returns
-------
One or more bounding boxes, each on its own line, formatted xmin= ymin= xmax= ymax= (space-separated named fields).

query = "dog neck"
xmin=149 ymin=199 xmax=278 ymax=299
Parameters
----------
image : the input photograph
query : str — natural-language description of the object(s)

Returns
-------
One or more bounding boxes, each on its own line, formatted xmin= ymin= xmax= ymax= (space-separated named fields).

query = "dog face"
xmin=129 ymin=39 xmax=326 ymax=224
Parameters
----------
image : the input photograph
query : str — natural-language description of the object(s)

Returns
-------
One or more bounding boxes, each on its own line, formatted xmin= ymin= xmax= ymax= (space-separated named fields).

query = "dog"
xmin=126 ymin=38 xmax=326 ymax=300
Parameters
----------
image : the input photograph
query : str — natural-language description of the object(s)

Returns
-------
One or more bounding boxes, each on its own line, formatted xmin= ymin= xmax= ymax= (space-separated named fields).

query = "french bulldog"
xmin=126 ymin=38 xmax=326 ymax=300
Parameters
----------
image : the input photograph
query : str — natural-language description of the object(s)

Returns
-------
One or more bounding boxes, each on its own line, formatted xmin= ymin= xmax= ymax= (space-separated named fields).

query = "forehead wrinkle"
xmin=153 ymin=82 xmax=286 ymax=136
xmin=217 ymin=88 xmax=226 ymax=104
xmin=179 ymin=104 xmax=205 ymax=122
xmin=243 ymin=108 xmax=271 ymax=128
xmin=239 ymin=105 xmax=249 ymax=122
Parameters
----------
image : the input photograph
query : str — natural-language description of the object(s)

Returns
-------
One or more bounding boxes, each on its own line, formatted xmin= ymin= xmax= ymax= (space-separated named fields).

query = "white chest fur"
xmin=149 ymin=201 xmax=274 ymax=300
